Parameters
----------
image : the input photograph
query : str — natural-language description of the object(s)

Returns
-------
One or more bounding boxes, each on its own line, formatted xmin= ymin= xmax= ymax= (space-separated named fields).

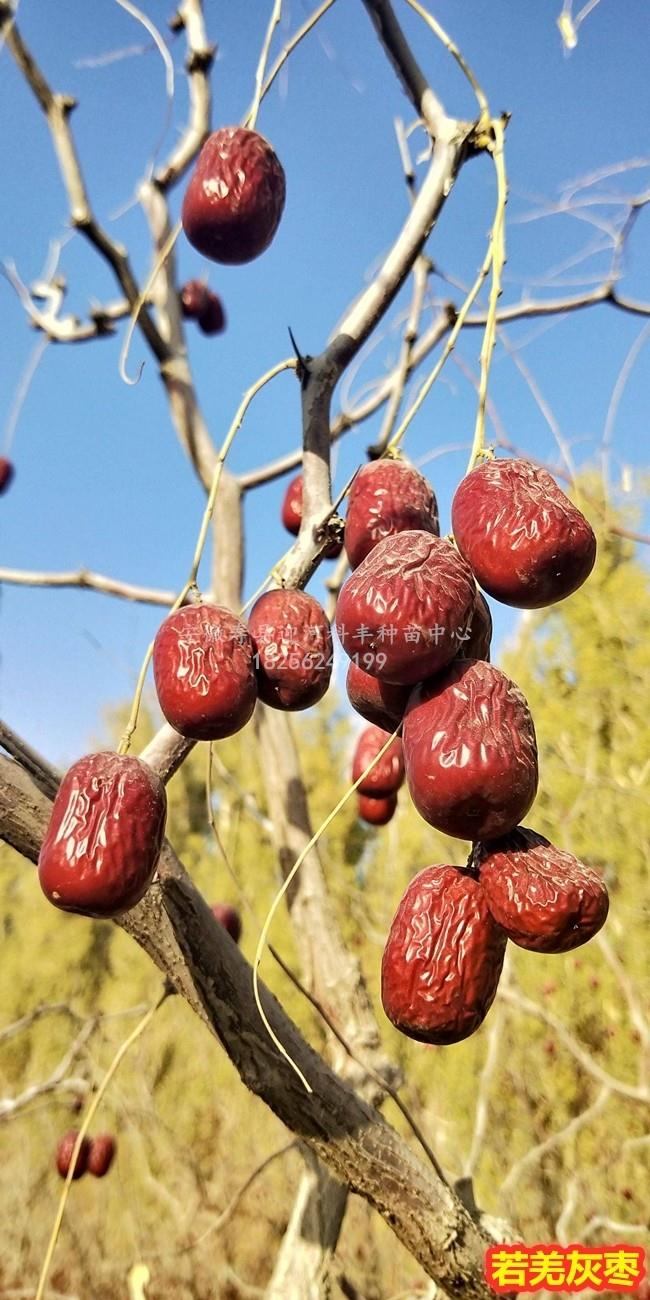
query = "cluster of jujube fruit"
xmin=36 ymin=120 xmax=608 ymax=1056
xmin=332 ymin=455 xmax=605 ymax=1045
xmin=55 ymin=1131 xmax=116 ymax=1181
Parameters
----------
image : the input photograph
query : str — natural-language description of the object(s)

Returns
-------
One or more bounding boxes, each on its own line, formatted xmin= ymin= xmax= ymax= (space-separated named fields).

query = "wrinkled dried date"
xmin=358 ymin=792 xmax=398 ymax=825
xmin=280 ymin=473 xmax=343 ymax=557
xmin=335 ymin=531 xmax=475 ymax=685
xmin=352 ymin=724 xmax=404 ymax=798
xmin=457 ymin=590 xmax=492 ymax=661
xmin=87 ymin=1135 xmax=116 ymax=1178
xmin=381 ymin=865 xmax=507 ymax=1044
xmin=346 ymin=661 xmax=410 ymax=734
xmin=38 ymin=752 xmax=167 ymax=918
xmin=56 ymin=1131 xmax=91 ymax=1180
xmin=182 ymin=127 xmax=286 ymax=265
xmin=211 ymin=902 xmax=243 ymax=944
xmin=451 ymin=458 xmax=597 ymax=609
xmin=476 ymin=827 xmax=609 ymax=952
xmin=403 ymin=659 xmax=538 ymax=841
xmin=153 ymin=604 xmax=257 ymax=740
xmin=248 ymin=589 xmax=332 ymax=711
xmin=344 ymin=459 xmax=439 ymax=569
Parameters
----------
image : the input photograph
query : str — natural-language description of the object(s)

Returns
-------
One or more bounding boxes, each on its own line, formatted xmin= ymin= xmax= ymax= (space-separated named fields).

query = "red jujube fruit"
xmin=56 ymin=1131 xmax=91 ymax=1180
xmin=280 ymin=473 xmax=343 ymax=558
xmin=358 ymin=792 xmax=397 ymax=825
xmin=476 ymin=827 xmax=609 ymax=952
xmin=153 ymin=604 xmax=257 ymax=740
xmin=0 ymin=457 xmax=14 ymax=494
xmin=211 ymin=902 xmax=242 ymax=944
xmin=248 ymin=589 xmax=332 ymax=711
xmin=456 ymin=589 xmax=492 ymax=661
xmin=87 ymin=1135 xmax=116 ymax=1178
xmin=381 ymin=865 xmax=507 ymax=1044
xmin=403 ymin=659 xmax=538 ymax=842
xmin=346 ymin=661 xmax=410 ymax=734
xmin=198 ymin=292 xmax=226 ymax=335
xmin=451 ymin=458 xmax=597 ymax=608
xmin=335 ymin=531 xmax=475 ymax=685
xmin=38 ymin=753 xmax=167 ymax=918
xmin=181 ymin=281 xmax=226 ymax=333
xmin=352 ymin=724 xmax=404 ymax=798
xmin=344 ymin=458 xmax=439 ymax=569
xmin=182 ymin=127 xmax=286 ymax=265
xmin=180 ymin=279 xmax=209 ymax=318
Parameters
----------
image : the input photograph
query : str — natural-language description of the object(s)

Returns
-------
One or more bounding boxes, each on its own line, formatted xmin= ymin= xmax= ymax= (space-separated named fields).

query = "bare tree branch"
xmin=154 ymin=0 xmax=214 ymax=189
xmin=0 ymin=567 xmax=177 ymax=606
xmin=0 ymin=756 xmax=507 ymax=1299
xmin=498 ymin=986 xmax=649 ymax=1104
xmin=0 ymin=4 xmax=169 ymax=365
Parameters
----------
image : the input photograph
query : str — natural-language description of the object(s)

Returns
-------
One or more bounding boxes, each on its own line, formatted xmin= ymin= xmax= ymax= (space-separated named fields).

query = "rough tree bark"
xmin=0 ymin=754 xmax=501 ymax=1300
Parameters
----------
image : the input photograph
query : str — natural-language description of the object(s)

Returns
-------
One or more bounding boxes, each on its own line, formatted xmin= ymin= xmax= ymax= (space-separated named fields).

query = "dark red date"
xmin=335 ymin=531 xmax=475 ymax=686
xmin=451 ymin=458 xmax=596 ymax=609
xmin=344 ymin=458 xmax=439 ymax=569
xmin=248 ymin=589 xmax=332 ymax=711
xmin=476 ymin=826 xmax=609 ymax=952
xmin=39 ymin=752 xmax=167 ymax=918
xmin=153 ymin=604 xmax=257 ymax=741
xmin=381 ymin=865 xmax=507 ymax=1045
xmin=403 ymin=659 xmax=538 ymax=842
xmin=352 ymin=724 xmax=404 ymax=798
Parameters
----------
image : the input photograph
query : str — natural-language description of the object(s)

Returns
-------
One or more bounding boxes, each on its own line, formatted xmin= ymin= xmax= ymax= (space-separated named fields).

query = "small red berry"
xmin=280 ymin=473 xmax=342 ymax=558
xmin=56 ymin=1131 xmax=90 ymax=1180
xmin=87 ymin=1135 xmax=116 ymax=1178
xmin=197 ymin=290 xmax=226 ymax=335
xmin=358 ymin=792 xmax=397 ymax=825
xmin=0 ymin=457 xmax=15 ymax=494
xmin=352 ymin=725 xmax=404 ymax=799
xmin=211 ymin=902 xmax=242 ymax=944
xmin=180 ymin=279 xmax=209 ymax=318
xmin=182 ymin=127 xmax=286 ymax=265
xmin=346 ymin=661 xmax=410 ymax=735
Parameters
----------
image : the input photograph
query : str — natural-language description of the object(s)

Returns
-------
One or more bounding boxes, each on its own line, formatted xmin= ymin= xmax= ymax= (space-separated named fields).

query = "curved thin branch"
xmin=1 ymin=5 xmax=169 ymax=364
xmin=0 ymin=567 xmax=177 ymax=606
xmin=498 ymin=986 xmax=649 ymax=1104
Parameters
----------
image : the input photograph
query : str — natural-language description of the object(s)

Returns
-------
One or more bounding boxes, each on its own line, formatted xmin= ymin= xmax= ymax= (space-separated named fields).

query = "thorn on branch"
xmin=288 ymin=326 xmax=312 ymax=386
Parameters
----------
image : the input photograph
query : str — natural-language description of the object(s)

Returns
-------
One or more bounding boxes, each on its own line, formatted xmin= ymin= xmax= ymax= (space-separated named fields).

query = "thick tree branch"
xmin=0 ymin=757 xmax=503 ymax=1299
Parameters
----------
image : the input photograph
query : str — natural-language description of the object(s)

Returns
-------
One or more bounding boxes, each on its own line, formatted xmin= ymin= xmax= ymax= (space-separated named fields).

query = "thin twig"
xmin=0 ymin=567 xmax=177 ymax=606
xmin=498 ymin=986 xmax=649 ymax=1103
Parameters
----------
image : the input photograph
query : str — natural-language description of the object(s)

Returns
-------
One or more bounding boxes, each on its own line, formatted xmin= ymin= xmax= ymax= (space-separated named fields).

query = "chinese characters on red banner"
xmin=485 ymin=1245 xmax=646 ymax=1293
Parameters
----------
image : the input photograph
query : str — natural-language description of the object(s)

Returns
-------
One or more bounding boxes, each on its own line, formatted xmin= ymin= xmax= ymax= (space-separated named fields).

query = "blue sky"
xmin=1 ymin=0 xmax=648 ymax=765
